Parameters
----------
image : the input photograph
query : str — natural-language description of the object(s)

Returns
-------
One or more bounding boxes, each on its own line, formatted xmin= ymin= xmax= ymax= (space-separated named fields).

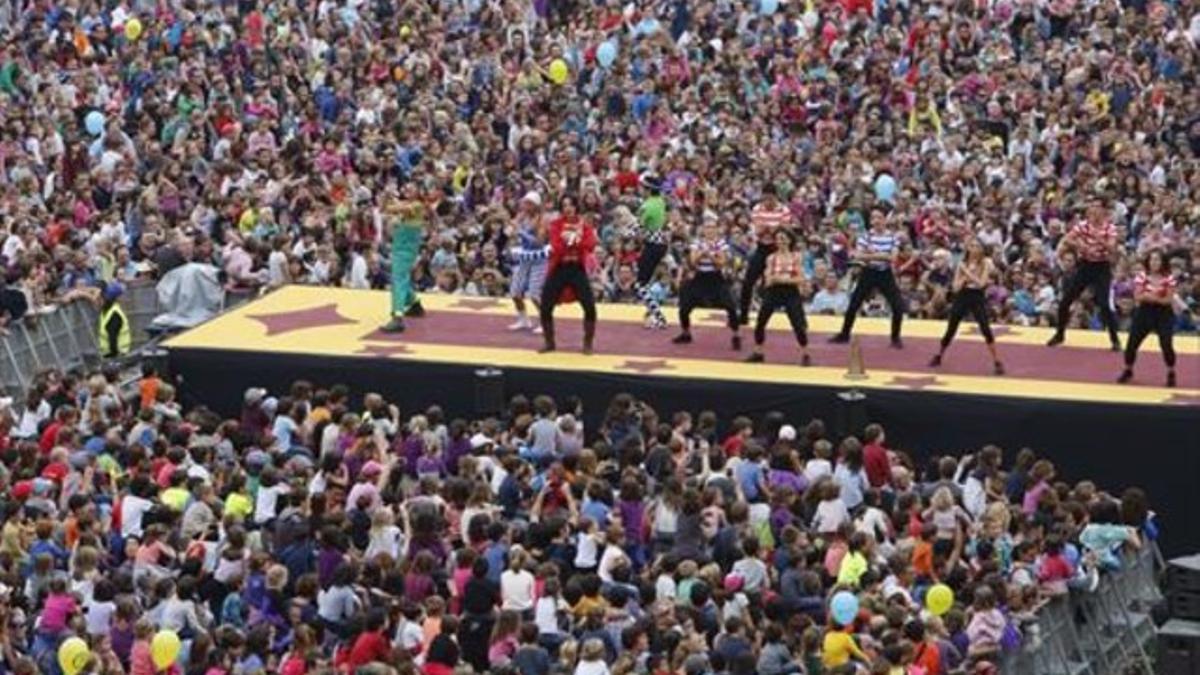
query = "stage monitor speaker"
xmin=1169 ymin=554 xmax=1200 ymax=621
xmin=1158 ymin=619 xmax=1200 ymax=675
xmin=474 ymin=368 xmax=505 ymax=417
xmin=835 ymin=389 xmax=868 ymax=439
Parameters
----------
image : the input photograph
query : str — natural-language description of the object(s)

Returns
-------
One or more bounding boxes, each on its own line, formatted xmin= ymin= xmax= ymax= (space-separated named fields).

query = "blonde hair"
xmin=580 ymin=638 xmax=605 ymax=661
xmin=931 ymin=486 xmax=955 ymax=511
xmin=558 ymin=639 xmax=579 ymax=669
xmin=371 ymin=508 xmax=395 ymax=530
xmin=266 ymin=564 xmax=289 ymax=590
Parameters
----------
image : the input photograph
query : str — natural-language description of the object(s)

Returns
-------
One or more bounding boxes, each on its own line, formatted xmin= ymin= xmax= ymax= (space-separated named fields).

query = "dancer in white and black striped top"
xmin=671 ymin=215 xmax=742 ymax=350
xmin=738 ymin=184 xmax=793 ymax=326
xmin=1119 ymin=250 xmax=1178 ymax=387
xmin=830 ymin=208 xmax=906 ymax=347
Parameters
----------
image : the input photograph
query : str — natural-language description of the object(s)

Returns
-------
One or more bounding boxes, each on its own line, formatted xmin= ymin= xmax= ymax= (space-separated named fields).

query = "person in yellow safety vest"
xmin=98 ymin=282 xmax=131 ymax=358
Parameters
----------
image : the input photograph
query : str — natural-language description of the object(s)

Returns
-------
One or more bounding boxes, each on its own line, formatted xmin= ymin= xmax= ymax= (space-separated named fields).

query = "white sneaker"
xmin=532 ymin=325 xmax=543 ymax=335
xmin=507 ymin=317 xmax=529 ymax=331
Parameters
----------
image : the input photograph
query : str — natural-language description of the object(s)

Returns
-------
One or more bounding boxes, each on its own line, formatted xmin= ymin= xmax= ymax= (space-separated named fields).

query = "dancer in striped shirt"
xmin=1047 ymin=201 xmax=1122 ymax=350
xmin=745 ymin=229 xmax=812 ymax=365
xmin=829 ymin=209 xmax=906 ymax=348
xmin=738 ymin=185 xmax=793 ymax=327
xmin=671 ymin=214 xmax=742 ymax=350
xmin=1119 ymin=250 xmax=1178 ymax=387
xmin=507 ymin=191 xmax=549 ymax=334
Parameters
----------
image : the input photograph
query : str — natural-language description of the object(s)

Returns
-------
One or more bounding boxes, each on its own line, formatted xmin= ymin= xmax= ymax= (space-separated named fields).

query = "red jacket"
xmin=547 ymin=216 xmax=597 ymax=304
xmin=864 ymin=442 xmax=890 ymax=488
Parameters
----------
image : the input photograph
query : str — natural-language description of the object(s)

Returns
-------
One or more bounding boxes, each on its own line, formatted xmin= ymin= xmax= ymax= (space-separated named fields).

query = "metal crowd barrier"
xmin=1 ymin=301 xmax=103 ymax=402
xmin=1004 ymin=542 xmax=1162 ymax=675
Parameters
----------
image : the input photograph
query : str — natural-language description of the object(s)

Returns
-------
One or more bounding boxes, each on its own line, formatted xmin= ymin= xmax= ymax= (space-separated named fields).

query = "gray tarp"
xmin=151 ymin=263 xmax=224 ymax=330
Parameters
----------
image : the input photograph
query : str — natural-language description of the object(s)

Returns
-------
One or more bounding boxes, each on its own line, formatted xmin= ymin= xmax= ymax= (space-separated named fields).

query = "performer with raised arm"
xmin=671 ymin=213 xmax=742 ymax=350
xmin=381 ymin=182 xmax=427 ymax=333
xmin=829 ymin=208 xmax=905 ymax=348
xmin=929 ymin=238 xmax=1005 ymax=375
xmin=745 ymin=229 xmax=812 ymax=365
xmin=507 ymin=191 xmax=549 ymax=334
xmin=539 ymin=195 xmax=598 ymax=354
xmin=1118 ymin=250 xmax=1178 ymax=387
xmin=1047 ymin=200 xmax=1121 ymax=350
xmin=738 ymin=184 xmax=793 ymax=327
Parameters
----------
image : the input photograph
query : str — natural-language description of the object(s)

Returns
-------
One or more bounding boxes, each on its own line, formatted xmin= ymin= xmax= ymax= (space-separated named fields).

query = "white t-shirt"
xmin=655 ymin=574 xmax=677 ymax=604
xmin=500 ymin=569 xmax=536 ymax=611
xmin=254 ymin=484 xmax=290 ymax=524
xmin=120 ymin=495 xmax=155 ymax=538
xmin=534 ymin=595 xmax=567 ymax=635
xmin=365 ymin=525 xmax=405 ymax=561
xmin=86 ymin=600 xmax=116 ymax=637
xmin=812 ymin=498 xmax=851 ymax=534
xmin=598 ymin=543 xmax=626 ymax=584
xmin=803 ymin=458 xmax=833 ymax=484
xmin=574 ymin=532 xmax=600 ymax=568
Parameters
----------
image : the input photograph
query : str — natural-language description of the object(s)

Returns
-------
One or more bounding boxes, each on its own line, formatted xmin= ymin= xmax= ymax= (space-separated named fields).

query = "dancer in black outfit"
xmin=929 ymin=238 xmax=1005 ymax=375
xmin=1047 ymin=201 xmax=1122 ymax=351
xmin=672 ymin=216 xmax=742 ymax=350
xmin=829 ymin=208 xmax=905 ymax=347
xmin=1119 ymin=250 xmax=1178 ymax=387
xmin=745 ymin=229 xmax=812 ymax=365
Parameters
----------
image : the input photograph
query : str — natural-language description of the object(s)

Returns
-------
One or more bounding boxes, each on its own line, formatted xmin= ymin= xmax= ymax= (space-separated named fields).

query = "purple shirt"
xmin=318 ymin=548 xmax=345 ymax=587
xmin=768 ymin=469 xmax=808 ymax=494
xmin=617 ymin=499 xmax=646 ymax=544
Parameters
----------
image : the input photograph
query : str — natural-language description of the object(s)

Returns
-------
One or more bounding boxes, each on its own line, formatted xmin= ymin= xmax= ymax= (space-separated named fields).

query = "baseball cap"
xmin=244 ymin=387 xmax=267 ymax=405
xmin=778 ymin=424 xmax=797 ymax=441
xmin=521 ymin=191 xmax=542 ymax=206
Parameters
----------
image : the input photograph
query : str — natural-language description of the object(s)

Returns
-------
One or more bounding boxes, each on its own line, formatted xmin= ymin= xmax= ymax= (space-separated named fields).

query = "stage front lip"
xmin=162 ymin=286 xmax=1199 ymax=409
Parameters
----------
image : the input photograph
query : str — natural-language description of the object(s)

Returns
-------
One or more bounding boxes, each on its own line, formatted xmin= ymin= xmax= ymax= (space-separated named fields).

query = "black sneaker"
xmin=745 ymin=352 xmax=765 ymax=363
xmin=1167 ymin=371 xmax=1176 ymax=388
xmin=993 ymin=361 xmax=1005 ymax=376
xmin=827 ymin=334 xmax=850 ymax=344
xmin=1046 ymin=333 xmax=1064 ymax=347
xmin=381 ymin=317 xmax=406 ymax=333
xmin=1117 ymin=369 xmax=1133 ymax=384
xmin=731 ymin=334 xmax=742 ymax=351
xmin=672 ymin=333 xmax=693 ymax=345
xmin=404 ymin=301 xmax=426 ymax=318
xmin=801 ymin=354 xmax=812 ymax=367
xmin=538 ymin=343 xmax=556 ymax=354
xmin=1109 ymin=340 xmax=1121 ymax=352
xmin=929 ymin=354 xmax=942 ymax=367
xmin=890 ymin=338 xmax=904 ymax=349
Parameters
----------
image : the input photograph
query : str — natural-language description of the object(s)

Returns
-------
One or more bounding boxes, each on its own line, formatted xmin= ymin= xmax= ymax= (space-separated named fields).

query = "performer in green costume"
xmin=382 ymin=186 xmax=427 ymax=333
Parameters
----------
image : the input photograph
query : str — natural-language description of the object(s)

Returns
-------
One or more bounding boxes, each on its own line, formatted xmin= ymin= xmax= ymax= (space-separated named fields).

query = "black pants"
xmin=839 ymin=267 xmax=904 ymax=340
xmin=738 ymin=244 xmax=776 ymax=325
xmin=679 ymin=272 xmax=737 ymax=331
xmin=636 ymin=242 xmax=668 ymax=286
xmin=540 ymin=262 xmax=597 ymax=324
xmin=1124 ymin=304 xmax=1176 ymax=368
xmin=755 ymin=285 xmax=808 ymax=346
xmin=1056 ymin=261 xmax=1119 ymax=344
xmin=940 ymin=288 xmax=994 ymax=348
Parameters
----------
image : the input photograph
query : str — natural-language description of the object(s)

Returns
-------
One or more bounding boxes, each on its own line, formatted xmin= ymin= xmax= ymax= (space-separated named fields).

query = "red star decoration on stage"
xmin=887 ymin=375 xmax=946 ymax=391
xmin=616 ymin=359 xmax=675 ymax=374
xmin=450 ymin=298 xmax=503 ymax=311
xmin=249 ymin=304 xmax=356 ymax=336
xmin=967 ymin=325 xmax=1014 ymax=338
xmin=1163 ymin=393 xmax=1200 ymax=406
xmin=355 ymin=344 xmax=413 ymax=357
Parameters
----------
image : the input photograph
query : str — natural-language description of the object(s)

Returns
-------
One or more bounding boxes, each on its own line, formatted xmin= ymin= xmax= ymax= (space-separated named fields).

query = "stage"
xmin=165 ymin=286 xmax=1199 ymax=553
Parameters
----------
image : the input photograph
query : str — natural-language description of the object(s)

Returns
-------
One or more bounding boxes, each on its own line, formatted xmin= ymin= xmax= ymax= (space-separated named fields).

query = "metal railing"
xmin=1003 ymin=543 xmax=1162 ymax=675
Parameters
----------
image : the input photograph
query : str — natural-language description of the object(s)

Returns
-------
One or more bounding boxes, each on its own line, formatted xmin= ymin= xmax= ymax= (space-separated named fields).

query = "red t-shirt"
xmin=39 ymin=421 xmax=63 ymax=454
xmin=863 ymin=443 xmax=890 ymax=488
xmin=346 ymin=631 xmax=391 ymax=669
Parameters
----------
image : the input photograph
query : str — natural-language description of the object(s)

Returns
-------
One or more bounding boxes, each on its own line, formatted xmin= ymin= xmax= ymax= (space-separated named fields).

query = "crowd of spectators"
xmin=1 ymin=0 xmax=1199 ymax=337
xmin=0 ymin=369 xmax=1161 ymax=675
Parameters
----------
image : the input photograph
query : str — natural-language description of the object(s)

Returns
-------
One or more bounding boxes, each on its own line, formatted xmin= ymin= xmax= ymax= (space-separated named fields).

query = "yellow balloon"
xmin=151 ymin=630 xmax=182 ymax=670
xmin=548 ymin=59 xmax=569 ymax=85
xmin=926 ymin=583 xmax=954 ymax=616
xmin=399 ymin=24 xmax=412 ymax=38
xmin=58 ymin=637 xmax=91 ymax=675
xmin=125 ymin=18 xmax=143 ymax=41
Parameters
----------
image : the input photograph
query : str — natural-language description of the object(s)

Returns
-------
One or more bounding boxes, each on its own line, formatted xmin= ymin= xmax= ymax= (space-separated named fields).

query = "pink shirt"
xmin=40 ymin=593 xmax=78 ymax=633
xmin=130 ymin=641 xmax=156 ymax=675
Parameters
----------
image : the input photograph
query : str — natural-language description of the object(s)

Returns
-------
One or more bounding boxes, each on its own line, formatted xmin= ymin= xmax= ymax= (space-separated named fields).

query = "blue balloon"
xmin=830 ymin=591 xmax=859 ymax=626
xmin=874 ymin=174 xmax=897 ymax=203
xmin=1064 ymin=543 xmax=1080 ymax=567
xmin=760 ymin=0 xmax=780 ymax=14
xmin=597 ymin=41 xmax=618 ymax=68
xmin=85 ymin=111 xmax=105 ymax=137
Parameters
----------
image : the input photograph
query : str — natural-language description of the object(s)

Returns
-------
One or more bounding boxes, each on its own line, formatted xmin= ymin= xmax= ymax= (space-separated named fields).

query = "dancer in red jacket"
xmin=539 ymin=195 xmax=598 ymax=354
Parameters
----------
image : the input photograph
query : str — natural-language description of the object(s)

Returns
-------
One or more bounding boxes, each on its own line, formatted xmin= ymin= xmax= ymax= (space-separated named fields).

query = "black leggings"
xmin=1124 ymin=304 xmax=1176 ymax=368
xmin=636 ymin=242 xmax=669 ymax=286
xmin=755 ymin=285 xmax=808 ymax=347
xmin=940 ymin=288 xmax=994 ymax=348
xmin=540 ymin=262 xmax=597 ymax=324
xmin=840 ymin=267 xmax=904 ymax=340
xmin=1056 ymin=261 xmax=1118 ymax=343
xmin=738 ymin=244 xmax=776 ymax=324
xmin=679 ymin=272 xmax=737 ymax=331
